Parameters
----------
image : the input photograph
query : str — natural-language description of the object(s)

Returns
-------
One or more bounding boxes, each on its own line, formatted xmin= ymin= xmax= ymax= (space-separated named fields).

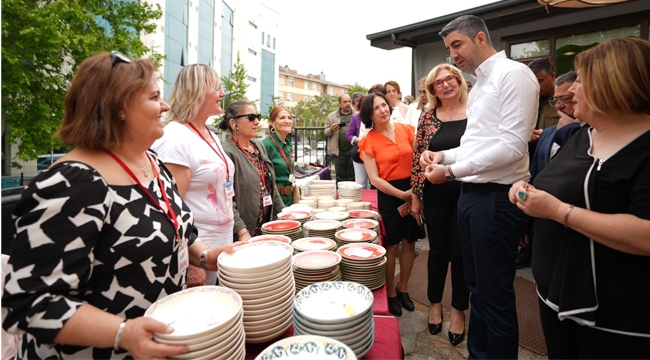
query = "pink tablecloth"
xmin=372 ymin=284 xmax=389 ymax=316
xmin=245 ymin=315 xmax=404 ymax=359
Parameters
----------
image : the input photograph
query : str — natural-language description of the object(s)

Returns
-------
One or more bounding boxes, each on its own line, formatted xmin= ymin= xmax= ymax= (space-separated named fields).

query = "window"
xmin=304 ymin=81 xmax=309 ymax=90
xmin=304 ymin=95 xmax=309 ymax=102
xmin=197 ymin=0 xmax=215 ymax=66
xmin=312 ymin=83 xmax=317 ymax=91
xmin=510 ymin=39 xmax=550 ymax=60
xmin=220 ymin=2 xmax=234 ymax=80
xmin=273 ymin=37 xmax=276 ymax=49
xmin=164 ymin=0 xmax=190 ymax=98
xmin=288 ymin=79 xmax=294 ymax=87
xmin=247 ymin=76 xmax=256 ymax=82
xmin=267 ymin=34 xmax=271 ymax=47
xmin=279 ymin=91 xmax=283 ymax=99
xmin=329 ymin=87 xmax=334 ymax=95
xmin=262 ymin=31 xmax=265 ymax=44
xmin=340 ymin=89 xmax=345 ymax=95
xmin=248 ymin=21 xmax=257 ymax=29
xmin=248 ymin=48 xmax=257 ymax=56
xmin=287 ymin=93 xmax=293 ymax=101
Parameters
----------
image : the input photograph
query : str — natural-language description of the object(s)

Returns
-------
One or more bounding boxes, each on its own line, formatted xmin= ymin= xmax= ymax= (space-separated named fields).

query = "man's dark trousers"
xmin=333 ymin=149 xmax=354 ymax=183
xmin=457 ymin=186 xmax=529 ymax=359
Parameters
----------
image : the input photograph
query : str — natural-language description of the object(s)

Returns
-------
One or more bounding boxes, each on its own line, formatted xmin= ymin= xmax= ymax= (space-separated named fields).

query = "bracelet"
xmin=239 ymin=230 xmax=249 ymax=238
xmin=563 ymin=204 xmax=575 ymax=228
xmin=200 ymin=249 xmax=209 ymax=270
xmin=113 ymin=320 xmax=127 ymax=351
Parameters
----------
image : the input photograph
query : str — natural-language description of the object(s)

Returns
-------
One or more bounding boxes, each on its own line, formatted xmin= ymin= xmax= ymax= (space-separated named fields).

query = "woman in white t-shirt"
xmin=152 ymin=64 xmax=239 ymax=286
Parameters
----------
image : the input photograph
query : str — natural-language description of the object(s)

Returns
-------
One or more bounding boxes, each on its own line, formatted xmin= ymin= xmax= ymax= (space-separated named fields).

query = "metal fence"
xmin=291 ymin=126 xmax=330 ymax=167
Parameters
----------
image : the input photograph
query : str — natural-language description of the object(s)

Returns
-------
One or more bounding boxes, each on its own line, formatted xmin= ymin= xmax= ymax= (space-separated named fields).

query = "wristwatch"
xmin=444 ymin=165 xmax=456 ymax=182
xmin=199 ymin=249 xmax=209 ymax=270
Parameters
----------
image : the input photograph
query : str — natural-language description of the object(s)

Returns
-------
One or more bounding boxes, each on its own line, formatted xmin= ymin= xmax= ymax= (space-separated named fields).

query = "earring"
xmin=120 ymin=115 xmax=126 ymax=121
xmin=270 ymin=125 xmax=276 ymax=134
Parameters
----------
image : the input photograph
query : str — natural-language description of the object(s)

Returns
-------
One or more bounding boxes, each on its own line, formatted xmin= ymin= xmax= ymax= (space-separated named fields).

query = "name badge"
xmin=224 ymin=180 xmax=234 ymax=199
xmin=289 ymin=174 xmax=296 ymax=185
xmin=178 ymin=237 xmax=189 ymax=273
xmin=263 ymin=194 xmax=273 ymax=207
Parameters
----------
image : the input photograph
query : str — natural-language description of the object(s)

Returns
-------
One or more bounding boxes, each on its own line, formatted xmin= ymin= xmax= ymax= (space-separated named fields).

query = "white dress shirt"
xmin=442 ymin=51 xmax=539 ymax=184
xmin=403 ymin=102 xmax=423 ymax=134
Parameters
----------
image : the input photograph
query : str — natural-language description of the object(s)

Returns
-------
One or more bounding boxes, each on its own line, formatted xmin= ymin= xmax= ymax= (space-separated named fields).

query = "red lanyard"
xmin=231 ymin=139 xmax=266 ymax=190
xmin=268 ymin=134 xmax=293 ymax=173
xmin=104 ymin=149 xmax=181 ymax=240
xmin=187 ymin=123 xmax=231 ymax=181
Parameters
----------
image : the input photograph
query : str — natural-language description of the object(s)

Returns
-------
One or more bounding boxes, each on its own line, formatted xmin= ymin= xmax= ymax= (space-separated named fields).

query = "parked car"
xmin=317 ymin=141 xmax=325 ymax=150
xmin=37 ymin=154 xmax=65 ymax=171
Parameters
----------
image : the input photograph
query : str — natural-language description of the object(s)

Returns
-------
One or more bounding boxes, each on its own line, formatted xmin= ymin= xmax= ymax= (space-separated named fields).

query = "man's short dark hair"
xmin=351 ymin=92 xmax=364 ymax=104
xmin=439 ymin=15 xmax=492 ymax=46
xmin=555 ymin=70 xmax=577 ymax=87
xmin=528 ymin=58 xmax=555 ymax=76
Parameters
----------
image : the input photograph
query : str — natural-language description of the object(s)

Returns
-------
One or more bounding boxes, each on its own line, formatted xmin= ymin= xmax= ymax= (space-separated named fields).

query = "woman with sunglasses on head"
xmin=219 ymin=102 xmax=285 ymax=239
xmin=2 ymin=52 xmax=237 ymax=359
xmin=411 ymin=64 xmax=470 ymax=346
xmin=509 ymin=37 xmax=650 ymax=359
xmin=358 ymin=92 xmax=425 ymax=317
xmin=262 ymin=106 xmax=296 ymax=206
xmin=152 ymin=64 xmax=238 ymax=287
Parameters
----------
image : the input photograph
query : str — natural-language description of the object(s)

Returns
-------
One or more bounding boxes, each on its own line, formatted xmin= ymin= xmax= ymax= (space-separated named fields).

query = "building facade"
xmin=278 ymin=65 xmax=349 ymax=109
xmin=367 ymin=0 xmax=650 ymax=95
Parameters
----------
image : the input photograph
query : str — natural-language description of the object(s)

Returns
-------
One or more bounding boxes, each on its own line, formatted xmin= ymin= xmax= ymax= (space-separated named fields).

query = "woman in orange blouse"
xmin=358 ymin=92 xmax=425 ymax=317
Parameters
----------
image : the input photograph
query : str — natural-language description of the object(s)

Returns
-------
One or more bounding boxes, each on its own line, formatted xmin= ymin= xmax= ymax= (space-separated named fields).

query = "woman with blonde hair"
xmin=509 ymin=37 xmax=650 ymax=359
xmin=262 ymin=106 xmax=296 ymax=206
xmin=411 ymin=63 xmax=469 ymax=345
xmin=152 ymin=64 xmax=238 ymax=286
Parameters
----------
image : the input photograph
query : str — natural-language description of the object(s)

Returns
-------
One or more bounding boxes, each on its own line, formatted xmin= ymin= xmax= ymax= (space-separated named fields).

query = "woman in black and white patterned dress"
xmin=2 ymin=52 xmax=237 ymax=359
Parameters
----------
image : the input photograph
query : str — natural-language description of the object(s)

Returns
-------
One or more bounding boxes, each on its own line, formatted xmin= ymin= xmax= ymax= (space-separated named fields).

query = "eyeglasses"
xmin=110 ymin=50 xmax=131 ymax=67
xmin=433 ymin=75 xmax=457 ymax=88
xmin=549 ymin=95 xmax=574 ymax=107
xmin=234 ymin=113 xmax=261 ymax=121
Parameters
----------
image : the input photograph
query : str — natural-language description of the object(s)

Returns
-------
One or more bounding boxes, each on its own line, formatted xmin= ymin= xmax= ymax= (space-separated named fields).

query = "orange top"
xmin=358 ymin=123 xmax=415 ymax=181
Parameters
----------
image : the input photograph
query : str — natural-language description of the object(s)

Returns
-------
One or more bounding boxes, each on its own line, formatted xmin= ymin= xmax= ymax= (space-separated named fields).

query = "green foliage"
xmin=265 ymin=95 xmax=284 ymax=119
xmin=2 ymin=0 xmax=163 ymax=168
xmin=346 ymin=83 xmax=368 ymax=96
xmin=220 ymin=53 xmax=250 ymax=112
xmin=292 ymin=94 xmax=338 ymax=141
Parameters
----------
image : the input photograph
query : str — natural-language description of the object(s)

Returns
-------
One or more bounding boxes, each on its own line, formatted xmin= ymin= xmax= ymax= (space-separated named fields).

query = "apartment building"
xmin=278 ymin=65 xmax=349 ymax=108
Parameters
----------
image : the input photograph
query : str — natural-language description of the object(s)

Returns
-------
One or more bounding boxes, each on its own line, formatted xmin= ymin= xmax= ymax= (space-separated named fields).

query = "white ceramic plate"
xmin=303 ymin=220 xmax=341 ymax=231
xmin=218 ymin=241 xmax=293 ymax=274
xmin=254 ymin=335 xmax=356 ymax=360
xmin=292 ymin=250 xmax=341 ymax=270
xmin=294 ymin=282 xmax=373 ymax=324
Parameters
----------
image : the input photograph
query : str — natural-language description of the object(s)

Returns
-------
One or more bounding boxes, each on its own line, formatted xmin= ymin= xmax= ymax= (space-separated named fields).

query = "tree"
xmin=346 ymin=83 xmax=368 ymax=96
xmin=219 ymin=52 xmax=251 ymax=115
xmin=2 ymin=0 xmax=163 ymax=169
xmin=292 ymin=94 xmax=338 ymax=141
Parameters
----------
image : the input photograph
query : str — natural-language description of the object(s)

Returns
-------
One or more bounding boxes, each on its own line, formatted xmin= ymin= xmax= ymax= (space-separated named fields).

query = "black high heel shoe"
xmin=388 ymin=296 xmax=402 ymax=316
xmin=395 ymin=284 xmax=415 ymax=312
xmin=449 ymin=330 xmax=465 ymax=346
xmin=428 ymin=322 xmax=442 ymax=335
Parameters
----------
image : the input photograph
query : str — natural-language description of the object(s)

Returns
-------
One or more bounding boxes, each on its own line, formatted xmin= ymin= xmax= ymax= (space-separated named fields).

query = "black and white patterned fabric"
xmin=2 ymin=152 xmax=195 ymax=359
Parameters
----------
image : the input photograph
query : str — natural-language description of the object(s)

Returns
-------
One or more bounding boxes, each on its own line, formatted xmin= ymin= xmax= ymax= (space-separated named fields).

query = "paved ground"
xmin=395 ymin=237 xmax=547 ymax=360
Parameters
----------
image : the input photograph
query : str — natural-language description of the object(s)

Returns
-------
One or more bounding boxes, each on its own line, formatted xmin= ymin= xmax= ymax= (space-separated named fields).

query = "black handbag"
xmin=350 ymin=143 xmax=362 ymax=163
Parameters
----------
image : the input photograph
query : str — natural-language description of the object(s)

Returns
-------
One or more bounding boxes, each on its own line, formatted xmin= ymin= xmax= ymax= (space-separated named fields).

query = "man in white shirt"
xmin=420 ymin=15 xmax=538 ymax=359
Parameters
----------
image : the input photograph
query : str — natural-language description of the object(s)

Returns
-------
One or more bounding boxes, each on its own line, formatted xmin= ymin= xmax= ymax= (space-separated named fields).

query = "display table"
xmin=244 ymin=315 xmax=403 ymax=359
xmin=371 ymin=284 xmax=389 ymax=316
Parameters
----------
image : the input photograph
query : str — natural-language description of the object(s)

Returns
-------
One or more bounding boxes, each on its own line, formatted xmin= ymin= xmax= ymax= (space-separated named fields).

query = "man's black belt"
xmin=460 ymin=182 xmax=510 ymax=194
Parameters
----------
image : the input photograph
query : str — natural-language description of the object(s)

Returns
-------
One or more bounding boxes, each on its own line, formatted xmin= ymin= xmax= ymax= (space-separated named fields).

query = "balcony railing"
xmin=290 ymin=126 xmax=330 ymax=167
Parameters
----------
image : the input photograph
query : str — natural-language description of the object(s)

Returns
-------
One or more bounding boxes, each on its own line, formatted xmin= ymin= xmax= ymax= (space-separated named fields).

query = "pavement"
xmin=394 ymin=236 xmax=547 ymax=360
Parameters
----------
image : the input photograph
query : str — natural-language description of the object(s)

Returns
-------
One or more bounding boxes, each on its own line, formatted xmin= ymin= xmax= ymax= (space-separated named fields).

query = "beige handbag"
xmin=292 ymin=185 xmax=301 ymax=204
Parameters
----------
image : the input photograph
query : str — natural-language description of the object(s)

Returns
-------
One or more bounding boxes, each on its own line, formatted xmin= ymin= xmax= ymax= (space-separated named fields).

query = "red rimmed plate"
xmin=335 ymin=229 xmax=377 ymax=242
xmin=337 ymin=243 xmax=386 ymax=261
xmin=347 ymin=210 xmax=379 ymax=219
xmin=341 ymin=219 xmax=378 ymax=229
xmin=261 ymin=220 xmax=301 ymax=232
xmin=292 ymin=250 xmax=342 ymax=270
xmin=248 ymin=235 xmax=292 ymax=244
xmin=277 ymin=211 xmax=312 ymax=220
xmin=292 ymin=237 xmax=336 ymax=252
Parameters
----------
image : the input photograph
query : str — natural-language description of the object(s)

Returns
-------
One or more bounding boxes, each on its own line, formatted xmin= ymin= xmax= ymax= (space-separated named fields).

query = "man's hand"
xmin=424 ymin=164 xmax=446 ymax=184
xmin=330 ymin=123 xmax=340 ymax=132
xmin=529 ymin=129 xmax=543 ymax=143
xmin=556 ymin=110 xmax=580 ymax=130
xmin=419 ymin=151 xmax=444 ymax=168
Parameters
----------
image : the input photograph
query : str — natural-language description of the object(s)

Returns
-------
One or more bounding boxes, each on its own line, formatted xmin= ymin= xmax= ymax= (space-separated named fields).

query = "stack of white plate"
xmin=314 ymin=211 xmax=349 ymax=222
xmin=337 ymin=181 xmax=363 ymax=201
xmin=277 ymin=210 xmax=313 ymax=224
xmin=337 ymin=243 xmax=387 ymax=290
xmin=146 ymin=286 xmax=246 ymax=360
xmin=293 ymin=282 xmax=375 ymax=358
xmin=292 ymin=237 xmax=337 ymax=254
xmin=317 ymin=197 xmax=336 ymax=209
xmin=302 ymin=220 xmax=342 ymax=240
xmin=347 ymin=209 xmax=380 ymax=221
xmin=285 ymin=204 xmax=313 ymax=213
xmin=298 ymin=199 xmax=317 ymax=208
xmin=341 ymin=218 xmax=379 ymax=233
xmin=255 ymin=335 xmax=356 ymax=360
xmin=217 ymin=241 xmax=295 ymax=344
xmin=345 ymin=202 xmax=368 ymax=211
xmin=292 ymin=250 xmax=342 ymax=292
xmin=248 ymin=234 xmax=292 ymax=244
xmin=327 ymin=206 xmax=347 ymax=212
xmin=261 ymin=220 xmax=303 ymax=241
xmin=335 ymin=228 xmax=379 ymax=246
xmin=335 ymin=198 xmax=353 ymax=207
xmin=308 ymin=180 xmax=337 ymax=198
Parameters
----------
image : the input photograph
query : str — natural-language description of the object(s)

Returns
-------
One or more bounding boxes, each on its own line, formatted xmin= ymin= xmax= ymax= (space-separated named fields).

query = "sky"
xmin=266 ymin=0 xmax=501 ymax=97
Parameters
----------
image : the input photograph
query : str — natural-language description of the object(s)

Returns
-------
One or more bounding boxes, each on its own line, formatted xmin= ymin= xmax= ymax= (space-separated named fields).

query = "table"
xmin=244 ymin=315 xmax=403 ymax=359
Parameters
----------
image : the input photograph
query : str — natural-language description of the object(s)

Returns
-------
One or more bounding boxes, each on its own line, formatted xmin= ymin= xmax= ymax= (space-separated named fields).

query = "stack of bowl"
xmin=255 ymin=335 xmax=356 ymax=360
xmin=335 ymin=228 xmax=379 ymax=246
xmin=277 ymin=210 xmax=313 ymax=224
xmin=337 ymin=243 xmax=387 ymax=290
xmin=347 ymin=209 xmax=380 ymax=221
xmin=293 ymin=281 xmax=375 ymax=358
xmin=292 ymin=237 xmax=337 ymax=254
xmin=314 ymin=211 xmax=349 ymax=222
xmin=317 ymin=196 xmax=336 ymax=209
xmin=302 ymin=220 xmax=342 ymax=241
xmin=292 ymin=250 xmax=342 ymax=292
xmin=337 ymin=181 xmax=363 ymax=201
xmin=308 ymin=180 xmax=337 ymax=198
xmin=341 ymin=218 xmax=379 ymax=233
xmin=247 ymin=234 xmax=292 ymax=244
xmin=261 ymin=220 xmax=303 ymax=241
xmin=217 ymin=241 xmax=295 ymax=344
xmin=146 ymin=286 xmax=246 ymax=360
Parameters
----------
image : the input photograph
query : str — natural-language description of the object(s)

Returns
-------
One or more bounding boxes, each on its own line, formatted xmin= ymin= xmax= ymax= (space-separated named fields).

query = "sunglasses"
xmin=110 ymin=50 xmax=131 ymax=67
xmin=234 ymin=113 xmax=261 ymax=121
